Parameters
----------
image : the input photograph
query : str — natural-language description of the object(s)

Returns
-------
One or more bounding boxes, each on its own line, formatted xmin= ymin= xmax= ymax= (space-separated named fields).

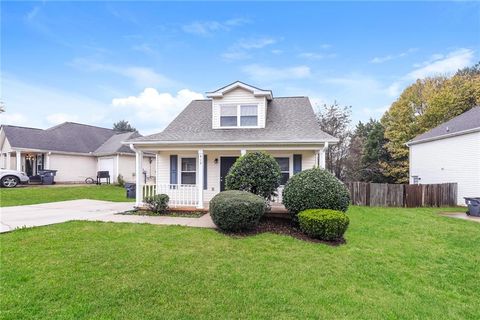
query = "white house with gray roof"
xmin=127 ymin=81 xmax=338 ymax=208
xmin=407 ymin=106 xmax=480 ymax=205
xmin=0 ymin=122 xmax=155 ymax=184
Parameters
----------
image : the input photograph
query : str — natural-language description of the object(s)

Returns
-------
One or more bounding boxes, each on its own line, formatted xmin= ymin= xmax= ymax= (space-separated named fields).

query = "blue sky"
xmin=1 ymin=1 xmax=479 ymax=134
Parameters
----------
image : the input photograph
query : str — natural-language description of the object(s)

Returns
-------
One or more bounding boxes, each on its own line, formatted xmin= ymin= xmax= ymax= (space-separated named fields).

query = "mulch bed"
xmin=219 ymin=217 xmax=346 ymax=246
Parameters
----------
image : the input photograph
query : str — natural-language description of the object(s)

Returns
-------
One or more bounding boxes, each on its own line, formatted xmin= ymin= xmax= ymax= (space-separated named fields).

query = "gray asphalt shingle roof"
xmin=2 ymin=122 xmax=137 ymax=154
xmin=409 ymin=106 xmax=480 ymax=144
xmin=131 ymin=97 xmax=336 ymax=143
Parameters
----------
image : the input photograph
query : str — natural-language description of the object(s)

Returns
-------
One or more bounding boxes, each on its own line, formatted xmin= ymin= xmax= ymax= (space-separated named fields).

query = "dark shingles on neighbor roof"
xmin=2 ymin=122 xmax=137 ymax=154
xmin=131 ymin=97 xmax=336 ymax=143
xmin=95 ymin=132 xmax=140 ymax=154
xmin=409 ymin=106 xmax=480 ymax=144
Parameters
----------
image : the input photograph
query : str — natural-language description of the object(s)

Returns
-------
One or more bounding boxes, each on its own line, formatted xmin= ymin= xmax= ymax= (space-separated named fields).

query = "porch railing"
xmin=271 ymin=186 xmax=284 ymax=204
xmin=143 ymin=184 xmax=199 ymax=207
xmin=143 ymin=184 xmax=284 ymax=207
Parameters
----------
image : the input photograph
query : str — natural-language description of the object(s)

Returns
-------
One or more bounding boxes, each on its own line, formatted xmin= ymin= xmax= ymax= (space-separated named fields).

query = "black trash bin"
xmin=38 ymin=170 xmax=57 ymax=185
xmin=464 ymin=197 xmax=480 ymax=217
xmin=125 ymin=183 xmax=136 ymax=199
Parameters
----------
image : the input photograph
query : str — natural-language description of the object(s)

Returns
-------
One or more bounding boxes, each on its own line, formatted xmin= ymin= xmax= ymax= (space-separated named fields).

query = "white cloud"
xmin=242 ymin=64 xmax=311 ymax=81
xmin=70 ymin=58 xmax=176 ymax=88
xmin=386 ymin=48 xmax=475 ymax=97
xmin=370 ymin=48 xmax=417 ymax=64
xmin=1 ymin=75 xmax=110 ymax=129
xmin=112 ymin=88 xmax=204 ymax=129
xmin=222 ymin=37 xmax=277 ymax=61
xmin=0 ymin=112 xmax=30 ymax=127
xmin=298 ymin=52 xmax=336 ymax=60
xmin=407 ymin=48 xmax=474 ymax=79
xmin=183 ymin=18 xmax=249 ymax=36
xmin=46 ymin=113 xmax=79 ymax=125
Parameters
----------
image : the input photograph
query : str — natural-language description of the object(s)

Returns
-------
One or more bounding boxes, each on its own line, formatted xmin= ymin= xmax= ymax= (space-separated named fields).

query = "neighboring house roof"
xmin=130 ymin=97 xmax=337 ymax=144
xmin=1 ymin=122 xmax=139 ymax=154
xmin=408 ymin=106 xmax=480 ymax=145
xmin=94 ymin=131 xmax=141 ymax=155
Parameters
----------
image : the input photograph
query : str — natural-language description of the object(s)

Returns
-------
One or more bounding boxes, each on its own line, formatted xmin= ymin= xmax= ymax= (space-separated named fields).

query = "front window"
xmin=220 ymin=104 xmax=258 ymax=127
xmin=275 ymin=157 xmax=290 ymax=185
xmin=181 ymin=158 xmax=196 ymax=185
xmin=220 ymin=105 xmax=237 ymax=127
xmin=240 ymin=104 xmax=258 ymax=126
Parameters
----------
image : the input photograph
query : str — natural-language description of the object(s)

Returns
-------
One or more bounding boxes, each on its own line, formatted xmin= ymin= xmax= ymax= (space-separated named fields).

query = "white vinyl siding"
xmin=155 ymin=149 xmax=317 ymax=202
xmin=212 ymin=87 xmax=267 ymax=129
xmin=409 ymin=131 xmax=480 ymax=205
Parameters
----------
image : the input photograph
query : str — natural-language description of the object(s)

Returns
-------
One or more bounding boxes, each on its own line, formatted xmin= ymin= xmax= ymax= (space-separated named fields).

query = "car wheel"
xmin=1 ymin=175 xmax=19 ymax=188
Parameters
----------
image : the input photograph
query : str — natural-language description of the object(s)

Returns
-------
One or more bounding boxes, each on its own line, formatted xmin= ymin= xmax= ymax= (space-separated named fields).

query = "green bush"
xmin=282 ymin=168 xmax=350 ymax=219
xmin=210 ymin=190 xmax=266 ymax=231
xmin=144 ymin=194 xmax=169 ymax=215
xmin=298 ymin=209 xmax=349 ymax=241
xmin=116 ymin=174 xmax=125 ymax=187
xmin=225 ymin=151 xmax=281 ymax=199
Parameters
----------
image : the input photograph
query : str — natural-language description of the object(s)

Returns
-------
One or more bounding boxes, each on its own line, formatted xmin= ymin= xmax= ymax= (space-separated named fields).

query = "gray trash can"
xmin=38 ymin=170 xmax=57 ymax=185
xmin=125 ymin=183 xmax=136 ymax=199
xmin=464 ymin=197 xmax=480 ymax=217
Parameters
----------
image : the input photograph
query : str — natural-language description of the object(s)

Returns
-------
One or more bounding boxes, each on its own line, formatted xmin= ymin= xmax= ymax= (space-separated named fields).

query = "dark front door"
xmin=220 ymin=157 xmax=238 ymax=191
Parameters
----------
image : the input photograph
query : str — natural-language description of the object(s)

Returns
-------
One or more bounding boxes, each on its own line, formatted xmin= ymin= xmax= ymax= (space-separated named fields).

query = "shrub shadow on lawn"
xmin=218 ymin=217 xmax=346 ymax=246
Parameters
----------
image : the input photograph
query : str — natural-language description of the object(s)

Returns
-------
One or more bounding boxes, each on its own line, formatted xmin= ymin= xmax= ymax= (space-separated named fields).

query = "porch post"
xmin=155 ymin=152 xmax=159 ymax=192
xmin=45 ymin=152 xmax=51 ymax=169
xmin=135 ymin=149 xmax=144 ymax=207
xmin=6 ymin=152 xmax=11 ymax=169
xmin=319 ymin=142 xmax=329 ymax=169
xmin=0 ymin=153 xmax=4 ymax=169
xmin=16 ymin=151 xmax=21 ymax=171
xmin=197 ymin=149 xmax=204 ymax=209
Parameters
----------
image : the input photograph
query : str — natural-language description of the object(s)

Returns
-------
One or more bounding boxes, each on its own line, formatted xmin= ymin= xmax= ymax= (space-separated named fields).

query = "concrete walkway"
xmin=440 ymin=212 xmax=480 ymax=223
xmin=0 ymin=199 xmax=215 ymax=233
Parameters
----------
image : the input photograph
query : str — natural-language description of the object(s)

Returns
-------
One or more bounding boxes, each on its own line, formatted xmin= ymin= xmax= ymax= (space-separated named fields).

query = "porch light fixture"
xmin=214 ymin=158 xmax=218 ymax=164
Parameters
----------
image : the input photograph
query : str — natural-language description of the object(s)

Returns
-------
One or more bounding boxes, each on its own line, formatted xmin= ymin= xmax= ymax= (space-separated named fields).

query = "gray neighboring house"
xmin=126 ymin=81 xmax=338 ymax=208
xmin=0 ymin=122 xmax=155 ymax=183
xmin=407 ymin=106 xmax=480 ymax=205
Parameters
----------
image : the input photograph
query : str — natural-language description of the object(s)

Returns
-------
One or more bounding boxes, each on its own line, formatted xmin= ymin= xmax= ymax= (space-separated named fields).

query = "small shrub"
xmin=282 ymin=168 xmax=350 ymax=219
xmin=225 ymin=151 xmax=281 ymax=199
xmin=298 ymin=209 xmax=349 ymax=241
xmin=210 ymin=190 xmax=265 ymax=231
xmin=117 ymin=174 xmax=125 ymax=187
xmin=144 ymin=194 xmax=169 ymax=215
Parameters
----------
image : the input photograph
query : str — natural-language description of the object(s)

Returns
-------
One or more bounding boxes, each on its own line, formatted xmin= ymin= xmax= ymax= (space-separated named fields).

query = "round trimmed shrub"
xmin=298 ymin=209 xmax=349 ymax=241
xmin=225 ymin=151 xmax=281 ymax=199
xmin=282 ymin=168 xmax=350 ymax=218
xmin=210 ymin=190 xmax=266 ymax=231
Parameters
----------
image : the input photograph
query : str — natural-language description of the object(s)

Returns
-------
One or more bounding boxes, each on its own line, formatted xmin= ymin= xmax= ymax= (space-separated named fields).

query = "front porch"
xmin=133 ymin=145 xmax=329 ymax=210
xmin=1 ymin=150 xmax=49 ymax=177
xmin=142 ymin=183 xmax=287 ymax=210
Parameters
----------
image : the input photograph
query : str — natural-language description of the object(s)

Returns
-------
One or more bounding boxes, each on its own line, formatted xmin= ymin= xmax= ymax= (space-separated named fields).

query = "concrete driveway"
xmin=0 ymin=200 xmax=134 ymax=233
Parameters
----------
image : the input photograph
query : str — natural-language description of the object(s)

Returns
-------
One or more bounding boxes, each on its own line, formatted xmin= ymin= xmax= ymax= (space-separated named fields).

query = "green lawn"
xmin=1 ymin=206 xmax=479 ymax=319
xmin=0 ymin=185 xmax=133 ymax=207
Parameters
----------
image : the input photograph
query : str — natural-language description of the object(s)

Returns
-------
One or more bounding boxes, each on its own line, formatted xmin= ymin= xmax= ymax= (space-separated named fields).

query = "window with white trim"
xmin=181 ymin=158 xmax=196 ymax=185
xmin=220 ymin=104 xmax=258 ymax=127
xmin=240 ymin=104 xmax=258 ymax=126
xmin=275 ymin=157 xmax=290 ymax=185
xmin=220 ymin=105 xmax=238 ymax=127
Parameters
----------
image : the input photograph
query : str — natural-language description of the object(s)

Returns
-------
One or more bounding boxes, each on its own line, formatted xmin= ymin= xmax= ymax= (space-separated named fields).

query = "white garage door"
xmin=98 ymin=157 xmax=114 ymax=182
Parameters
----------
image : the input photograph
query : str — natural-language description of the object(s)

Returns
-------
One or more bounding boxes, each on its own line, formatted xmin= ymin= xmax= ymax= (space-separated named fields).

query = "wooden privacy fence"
xmin=345 ymin=182 xmax=457 ymax=207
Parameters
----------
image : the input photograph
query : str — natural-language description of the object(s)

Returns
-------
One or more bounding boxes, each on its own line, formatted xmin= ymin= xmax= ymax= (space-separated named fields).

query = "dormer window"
xmin=240 ymin=104 xmax=258 ymax=126
xmin=220 ymin=104 xmax=258 ymax=128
